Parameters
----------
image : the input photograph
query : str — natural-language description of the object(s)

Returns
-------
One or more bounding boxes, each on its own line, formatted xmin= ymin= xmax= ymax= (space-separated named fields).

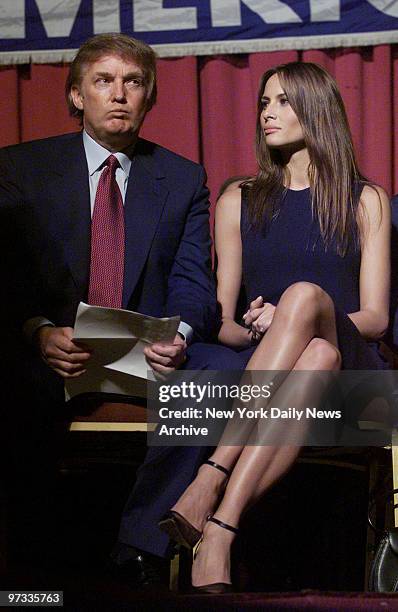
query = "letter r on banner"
xmin=366 ymin=0 xmax=398 ymax=17
xmin=134 ymin=0 xmax=197 ymax=31
xmin=310 ymin=0 xmax=340 ymax=21
xmin=211 ymin=0 xmax=302 ymax=24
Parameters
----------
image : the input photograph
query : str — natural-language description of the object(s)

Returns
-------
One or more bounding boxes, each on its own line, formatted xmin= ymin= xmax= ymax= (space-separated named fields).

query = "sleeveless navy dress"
xmin=232 ymin=186 xmax=387 ymax=370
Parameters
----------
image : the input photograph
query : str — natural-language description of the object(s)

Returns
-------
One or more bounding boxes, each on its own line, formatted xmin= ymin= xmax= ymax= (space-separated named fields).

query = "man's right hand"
xmin=36 ymin=326 xmax=92 ymax=378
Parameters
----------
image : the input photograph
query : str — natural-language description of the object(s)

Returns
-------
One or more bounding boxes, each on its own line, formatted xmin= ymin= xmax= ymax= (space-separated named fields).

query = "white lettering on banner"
xmin=310 ymin=0 xmax=340 ymax=22
xmin=134 ymin=0 xmax=197 ymax=32
xmin=210 ymin=0 xmax=340 ymax=27
xmin=93 ymin=0 xmax=121 ymax=33
xmin=0 ymin=0 xmax=24 ymax=38
xmin=35 ymin=0 xmax=82 ymax=37
xmin=210 ymin=0 xmax=241 ymax=26
xmin=133 ymin=0 xmax=398 ymax=30
xmin=241 ymin=0 xmax=301 ymax=23
xmin=366 ymin=0 xmax=398 ymax=18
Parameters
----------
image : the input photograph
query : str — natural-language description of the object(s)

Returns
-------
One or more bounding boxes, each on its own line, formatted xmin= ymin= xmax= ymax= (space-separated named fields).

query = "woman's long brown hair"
xmin=247 ymin=62 xmax=365 ymax=255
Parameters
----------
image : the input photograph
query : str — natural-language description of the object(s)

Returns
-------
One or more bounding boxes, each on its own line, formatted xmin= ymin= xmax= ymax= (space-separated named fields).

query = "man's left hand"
xmin=143 ymin=333 xmax=187 ymax=376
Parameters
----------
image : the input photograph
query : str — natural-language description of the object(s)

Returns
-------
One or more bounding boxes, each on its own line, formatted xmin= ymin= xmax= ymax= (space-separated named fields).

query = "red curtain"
xmin=0 ymin=45 xmax=397 ymax=215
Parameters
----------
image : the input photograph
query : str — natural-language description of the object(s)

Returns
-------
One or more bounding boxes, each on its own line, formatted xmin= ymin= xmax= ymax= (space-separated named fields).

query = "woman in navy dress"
xmin=159 ymin=62 xmax=390 ymax=591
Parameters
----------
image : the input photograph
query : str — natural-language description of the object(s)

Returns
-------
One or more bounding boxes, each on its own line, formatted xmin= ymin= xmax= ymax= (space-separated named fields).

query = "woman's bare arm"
xmin=348 ymin=184 xmax=390 ymax=340
xmin=215 ymin=188 xmax=253 ymax=348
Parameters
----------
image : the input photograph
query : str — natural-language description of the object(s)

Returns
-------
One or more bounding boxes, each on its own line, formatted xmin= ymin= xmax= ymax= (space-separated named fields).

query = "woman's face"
xmin=260 ymin=73 xmax=304 ymax=150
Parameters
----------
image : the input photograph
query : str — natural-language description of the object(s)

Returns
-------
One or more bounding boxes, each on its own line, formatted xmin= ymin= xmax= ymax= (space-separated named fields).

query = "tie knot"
xmin=106 ymin=154 xmax=120 ymax=172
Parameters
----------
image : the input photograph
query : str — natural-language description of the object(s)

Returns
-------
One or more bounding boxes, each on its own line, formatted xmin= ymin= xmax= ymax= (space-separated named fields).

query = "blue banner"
xmin=0 ymin=0 xmax=398 ymax=64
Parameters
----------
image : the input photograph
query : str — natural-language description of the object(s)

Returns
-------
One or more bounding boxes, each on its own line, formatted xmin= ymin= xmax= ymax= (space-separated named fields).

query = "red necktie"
xmin=88 ymin=154 xmax=125 ymax=308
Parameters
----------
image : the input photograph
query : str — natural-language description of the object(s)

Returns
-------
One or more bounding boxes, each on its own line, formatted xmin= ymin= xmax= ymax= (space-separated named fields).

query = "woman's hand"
xmin=243 ymin=296 xmax=276 ymax=339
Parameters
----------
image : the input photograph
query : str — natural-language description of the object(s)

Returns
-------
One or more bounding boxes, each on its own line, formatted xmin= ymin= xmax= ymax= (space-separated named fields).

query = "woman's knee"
xmin=281 ymin=281 xmax=327 ymax=305
xmin=303 ymin=338 xmax=341 ymax=370
xmin=277 ymin=282 xmax=333 ymax=323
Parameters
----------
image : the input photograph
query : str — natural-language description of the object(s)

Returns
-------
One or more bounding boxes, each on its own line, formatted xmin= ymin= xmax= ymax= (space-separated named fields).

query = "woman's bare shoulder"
xmin=217 ymin=175 xmax=253 ymax=199
xmin=216 ymin=185 xmax=244 ymax=217
xmin=361 ymin=183 xmax=388 ymax=203
xmin=358 ymin=183 xmax=390 ymax=231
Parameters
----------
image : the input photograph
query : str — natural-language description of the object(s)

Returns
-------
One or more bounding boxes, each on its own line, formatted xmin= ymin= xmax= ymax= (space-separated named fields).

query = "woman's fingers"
xmin=243 ymin=296 xmax=263 ymax=323
xmin=251 ymin=304 xmax=276 ymax=333
xmin=251 ymin=295 xmax=264 ymax=308
xmin=244 ymin=307 xmax=264 ymax=326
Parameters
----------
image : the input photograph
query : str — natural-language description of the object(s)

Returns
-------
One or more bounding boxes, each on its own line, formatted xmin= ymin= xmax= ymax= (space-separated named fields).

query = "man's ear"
xmin=70 ymin=85 xmax=84 ymax=110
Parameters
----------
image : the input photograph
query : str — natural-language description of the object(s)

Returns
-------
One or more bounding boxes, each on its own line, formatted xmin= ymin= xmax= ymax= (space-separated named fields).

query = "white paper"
xmin=65 ymin=302 xmax=180 ymax=401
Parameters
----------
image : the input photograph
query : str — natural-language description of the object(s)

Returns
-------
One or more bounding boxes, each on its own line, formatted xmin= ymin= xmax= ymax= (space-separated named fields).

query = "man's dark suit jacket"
xmin=0 ymin=131 xmax=216 ymax=404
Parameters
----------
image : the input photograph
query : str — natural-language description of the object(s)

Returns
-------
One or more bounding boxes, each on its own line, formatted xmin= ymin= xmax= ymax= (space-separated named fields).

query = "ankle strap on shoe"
xmin=204 ymin=460 xmax=231 ymax=478
xmin=208 ymin=516 xmax=239 ymax=534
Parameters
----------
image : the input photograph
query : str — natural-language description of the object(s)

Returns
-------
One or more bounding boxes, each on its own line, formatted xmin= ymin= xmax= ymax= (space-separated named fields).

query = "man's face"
xmin=71 ymin=54 xmax=148 ymax=150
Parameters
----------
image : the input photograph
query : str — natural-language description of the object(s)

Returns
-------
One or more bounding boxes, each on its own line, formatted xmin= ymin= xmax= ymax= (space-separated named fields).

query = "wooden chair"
xmin=69 ymin=400 xmax=149 ymax=433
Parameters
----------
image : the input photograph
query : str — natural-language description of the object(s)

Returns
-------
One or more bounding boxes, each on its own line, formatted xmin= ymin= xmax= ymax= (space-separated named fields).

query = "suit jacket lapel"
xmin=123 ymin=139 xmax=168 ymax=306
xmin=46 ymin=133 xmax=91 ymax=298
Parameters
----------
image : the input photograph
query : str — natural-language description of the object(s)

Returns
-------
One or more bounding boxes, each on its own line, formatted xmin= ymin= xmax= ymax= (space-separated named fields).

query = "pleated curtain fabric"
xmin=88 ymin=154 xmax=125 ymax=308
xmin=2 ymin=48 xmax=397 ymax=197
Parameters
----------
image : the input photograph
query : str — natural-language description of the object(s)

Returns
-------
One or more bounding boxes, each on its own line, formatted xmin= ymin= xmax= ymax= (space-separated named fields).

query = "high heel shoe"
xmin=158 ymin=510 xmax=201 ymax=550
xmin=191 ymin=515 xmax=239 ymax=594
xmin=158 ymin=460 xmax=231 ymax=549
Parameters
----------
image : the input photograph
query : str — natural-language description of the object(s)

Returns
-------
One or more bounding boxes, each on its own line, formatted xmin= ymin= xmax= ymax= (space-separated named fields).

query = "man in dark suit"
xmin=0 ymin=34 xmax=242 ymax=587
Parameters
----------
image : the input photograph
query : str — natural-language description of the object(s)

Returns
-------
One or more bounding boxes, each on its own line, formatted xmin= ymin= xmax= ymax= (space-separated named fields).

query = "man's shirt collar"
xmin=83 ymin=130 xmax=133 ymax=176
